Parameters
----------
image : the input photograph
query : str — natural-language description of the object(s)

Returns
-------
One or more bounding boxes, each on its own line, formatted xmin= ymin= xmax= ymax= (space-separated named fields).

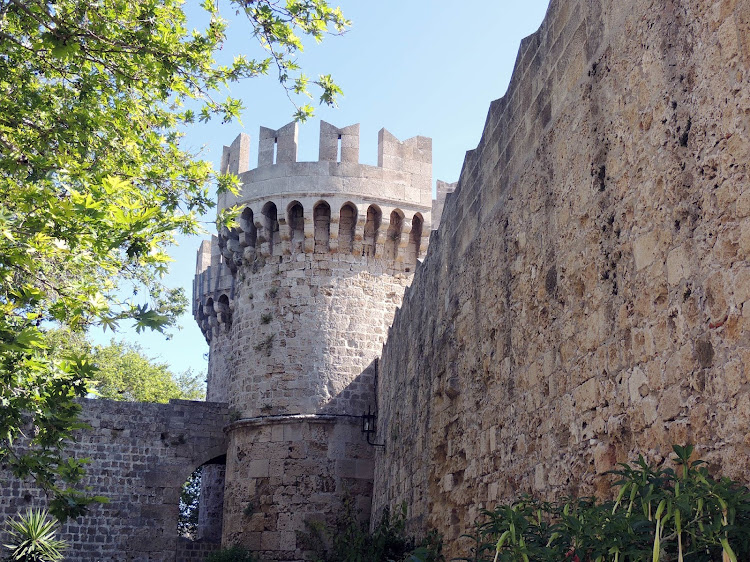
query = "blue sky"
xmin=89 ymin=1 xmax=551 ymax=382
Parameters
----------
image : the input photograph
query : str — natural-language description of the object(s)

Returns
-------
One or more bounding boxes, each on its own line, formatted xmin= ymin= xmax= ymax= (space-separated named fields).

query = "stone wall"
xmin=0 ymin=399 xmax=229 ymax=561
xmin=175 ymin=538 xmax=221 ymax=562
xmin=373 ymin=0 xmax=750 ymax=557
xmin=221 ymin=415 xmax=373 ymax=560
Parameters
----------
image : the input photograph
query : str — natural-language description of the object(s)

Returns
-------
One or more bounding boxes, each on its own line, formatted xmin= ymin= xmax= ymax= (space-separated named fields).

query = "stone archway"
xmin=0 ymin=398 xmax=229 ymax=562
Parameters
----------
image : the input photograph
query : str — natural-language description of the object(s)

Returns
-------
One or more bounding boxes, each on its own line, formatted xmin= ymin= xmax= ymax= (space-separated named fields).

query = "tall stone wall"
xmin=373 ymin=0 xmax=750 ymax=557
xmin=0 ymin=399 xmax=229 ymax=561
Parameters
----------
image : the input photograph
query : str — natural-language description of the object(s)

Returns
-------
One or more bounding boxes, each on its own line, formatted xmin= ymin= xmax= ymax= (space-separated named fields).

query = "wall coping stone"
xmin=226 ymin=413 xmax=362 ymax=432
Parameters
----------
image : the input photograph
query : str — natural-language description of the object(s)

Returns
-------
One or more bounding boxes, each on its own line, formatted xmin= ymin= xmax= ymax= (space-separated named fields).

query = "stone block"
xmin=573 ymin=378 xmax=599 ymax=411
xmin=261 ymin=531 xmax=281 ymax=551
xmin=657 ymin=386 xmax=683 ymax=421
xmin=666 ymin=245 xmax=690 ymax=285
xmin=634 ymin=231 xmax=659 ymax=271
xmin=248 ymin=459 xmax=270 ymax=478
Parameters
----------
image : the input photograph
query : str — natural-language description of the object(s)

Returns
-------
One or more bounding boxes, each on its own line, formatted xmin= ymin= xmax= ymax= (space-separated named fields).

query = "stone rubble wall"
xmin=0 ymin=399 xmax=229 ymax=561
xmin=373 ymin=0 xmax=750 ymax=557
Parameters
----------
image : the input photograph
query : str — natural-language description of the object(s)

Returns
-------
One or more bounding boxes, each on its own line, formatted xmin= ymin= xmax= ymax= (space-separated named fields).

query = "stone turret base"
xmin=221 ymin=415 xmax=375 ymax=561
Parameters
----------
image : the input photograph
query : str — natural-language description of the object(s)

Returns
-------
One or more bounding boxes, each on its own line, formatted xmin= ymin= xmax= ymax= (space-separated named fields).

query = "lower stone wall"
xmin=176 ymin=538 xmax=221 ymax=562
xmin=222 ymin=415 xmax=374 ymax=560
xmin=373 ymin=0 xmax=750 ymax=558
xmin=0 ymin=399 xmax=229 ymax=561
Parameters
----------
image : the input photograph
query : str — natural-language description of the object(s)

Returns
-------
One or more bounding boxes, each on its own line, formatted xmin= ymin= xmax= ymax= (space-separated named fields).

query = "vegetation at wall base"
xmin=457 ymin=445 xmax=750 ymax=562
xmin=0 ymin=0 xmax=347 ymax=521
xmin=205 ymin=545 xmax=257 ymax=562
xmin=300 ymin=497 xmax=444 ymax=562
xmin=2 ymin=508 xmax=67 ymax=562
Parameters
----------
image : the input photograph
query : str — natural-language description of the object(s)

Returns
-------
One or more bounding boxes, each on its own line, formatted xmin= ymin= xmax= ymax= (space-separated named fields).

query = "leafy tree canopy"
xmin=46 ymin=330 xmax=205 ymax=402
xmin=0 ymin=0 xmax=348 ymax=521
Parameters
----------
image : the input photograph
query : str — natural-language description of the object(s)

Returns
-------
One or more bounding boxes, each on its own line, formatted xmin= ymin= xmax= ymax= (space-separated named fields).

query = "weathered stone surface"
xmin=373 ymin=0 xmax=750 ymax=558
xmin=0 ymin=399 xmax=228 ymax=562
xmin=221 ymin=416 xmax=373 ymax=561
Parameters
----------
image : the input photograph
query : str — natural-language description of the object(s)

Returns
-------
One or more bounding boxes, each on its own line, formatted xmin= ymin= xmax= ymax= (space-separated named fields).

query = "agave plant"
xmin=3 ymin=509 xmax=67 ymax=562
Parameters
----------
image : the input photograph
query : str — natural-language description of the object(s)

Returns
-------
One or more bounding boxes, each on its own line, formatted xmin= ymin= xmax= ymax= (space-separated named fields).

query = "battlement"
xmin=258 ymin=122 xmax=298 ymax=167
xmin=216 ymin=122 xmax=433 ymax=212
xmin=319 ymin=122 xmax=359 ymax=163
xmin=195 ymin=121 xmax=447 ymax=344
xmin=219 ymin=133 xmax=251 ymax=176
xmin=220 ymin=121 xmax=430 ymax=172
xmin=431 ymin=180 xmax=457 ymax=231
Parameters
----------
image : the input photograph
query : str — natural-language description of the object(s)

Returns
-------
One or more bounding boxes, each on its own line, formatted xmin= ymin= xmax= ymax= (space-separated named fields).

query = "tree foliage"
xmin=91 ymin=342 xmax=205 ymax=402
xmin=178 ymin=467 xmax=202 ymax=541
xmin=46 ymin=330 xmax=205 ymax=402
xmin=0 ymin=0 xmax=348 ymax=521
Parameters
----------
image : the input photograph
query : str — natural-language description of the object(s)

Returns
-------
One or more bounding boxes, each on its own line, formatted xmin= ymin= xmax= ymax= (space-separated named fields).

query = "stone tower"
xmin=193 ymin=121 xmax=433 ymax=559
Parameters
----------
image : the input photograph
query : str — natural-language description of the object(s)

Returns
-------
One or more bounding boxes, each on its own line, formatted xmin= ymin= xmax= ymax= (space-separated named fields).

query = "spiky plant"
xmin=3 ymin=509 xmax=67 ymax=562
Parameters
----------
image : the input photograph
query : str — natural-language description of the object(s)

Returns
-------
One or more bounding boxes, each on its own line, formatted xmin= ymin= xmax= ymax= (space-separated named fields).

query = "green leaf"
xmin=0 ymin=0 xmax=346 ymax=520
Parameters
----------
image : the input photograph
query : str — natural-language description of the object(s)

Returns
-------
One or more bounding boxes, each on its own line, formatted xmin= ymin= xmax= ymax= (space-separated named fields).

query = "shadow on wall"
xmin=319 ymin=358 xmax=378 ymax=418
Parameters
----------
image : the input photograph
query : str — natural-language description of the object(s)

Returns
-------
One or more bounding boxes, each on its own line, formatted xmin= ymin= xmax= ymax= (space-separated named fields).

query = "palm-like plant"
xmin=3 ymin=509 xmax=67 ymax=562
xmin=460 ymin=445 xmax=750 ymax=562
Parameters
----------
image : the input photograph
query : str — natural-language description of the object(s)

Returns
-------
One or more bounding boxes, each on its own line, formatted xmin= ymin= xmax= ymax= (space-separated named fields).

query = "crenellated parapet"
xmin=194 ymin=121 xmax=447 ymax=343
xmin=193 ymin=238 xmax=234 ymax=342
xmin=215 ymin=121 xmax=433 ymax=212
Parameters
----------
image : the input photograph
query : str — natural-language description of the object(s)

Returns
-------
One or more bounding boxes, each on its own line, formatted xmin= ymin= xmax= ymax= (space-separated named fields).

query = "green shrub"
xmin=205 ymin=545 xmax=257 ymax=562
xmin=459 ymin=445 xmax=750 ymax=562
xmin=3 ymin=509 xmax=67 ymax=562
xmin=300 ymin=497 xmax=443 ymax=562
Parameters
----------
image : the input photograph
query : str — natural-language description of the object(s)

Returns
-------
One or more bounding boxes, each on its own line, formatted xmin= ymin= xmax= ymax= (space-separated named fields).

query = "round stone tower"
xmin=193 ymin=121 xmax=433 ymax=560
